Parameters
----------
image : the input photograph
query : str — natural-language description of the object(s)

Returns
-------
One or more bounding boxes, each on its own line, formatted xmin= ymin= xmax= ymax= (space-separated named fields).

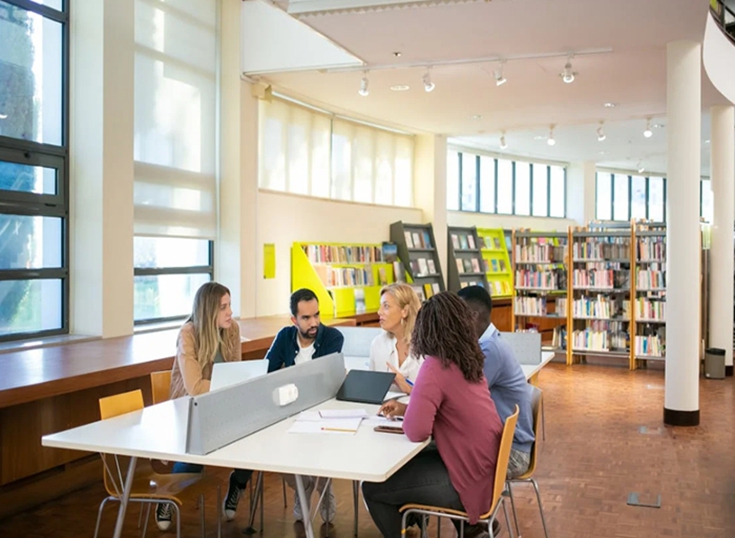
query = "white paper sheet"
xmin=287 ymin=418 xmax=362 ymax=435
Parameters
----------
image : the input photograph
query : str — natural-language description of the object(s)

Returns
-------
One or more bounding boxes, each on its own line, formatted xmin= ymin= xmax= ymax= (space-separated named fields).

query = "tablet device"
xmin=210 ymin=360 xmax=268 ymax=391
xmin=336 ymin=370 xmax=396 ymax=405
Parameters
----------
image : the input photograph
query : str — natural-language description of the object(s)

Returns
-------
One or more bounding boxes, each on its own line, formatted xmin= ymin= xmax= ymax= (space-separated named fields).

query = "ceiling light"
xmin=500 ymin=132 xmax=508 ymax=149
xmin=643 ymin=118 xmax=653 ymax=138
xmin=390 ymin=84 xmax=410 ymax=91
xmin=597 ymin=122 xmax=606 ymax=142
xmin=393 ymin=52 xmax=402 ymax=57
xmin=560 ymin=58 xmax=576 ymax=84
xmin=705 ymin=139 xmax=711 ymax=144
xmin=652 ymin=123 xmax=664 ymax=128
xmin=358 ymin=72 xmax=369 ymax=96
xmin=423 ymin=68 xmax=435 ymax=92
xmin=0 ymin=112 xmax=7 ymax=119
xmin=471 ymin=114 xmax=482 ymax=120
xmin=547 ymin=125 xmax=556 ymax=146
xmin=637 ymin=164 xmax=645 ymax=174
xmin=603 ymin=102 xmax=616 ymax=108
xmin=494 ymin=61 xmax=507 ymax=86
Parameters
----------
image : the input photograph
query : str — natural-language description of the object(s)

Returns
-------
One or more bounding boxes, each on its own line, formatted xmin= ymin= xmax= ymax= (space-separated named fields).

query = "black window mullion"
xmin=645 ymin=177 xmax=650 ymax=221
xmin=627 ymin=175 xmax=633 ymax=221
xmin=529 ymin=164 xmax=534 ymax=216
xmin=4 ymin=0 xmax=67 ymax=23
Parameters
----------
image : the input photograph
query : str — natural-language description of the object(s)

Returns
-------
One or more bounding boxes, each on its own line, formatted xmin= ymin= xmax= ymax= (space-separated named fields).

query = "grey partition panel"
xmin=501 ymin=332 xmax=542 ymax=365
xmin=337 ymin=326 xmax=383 ymax=357
xmin=186 ymin=352 xmax=346 ymax=455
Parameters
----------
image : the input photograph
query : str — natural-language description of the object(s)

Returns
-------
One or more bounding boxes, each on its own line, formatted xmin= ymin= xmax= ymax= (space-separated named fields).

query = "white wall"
xmin=447 ymin=211 xmax=575 ymax=232
xmin=255 ymin=191 xmax=423 ymax=316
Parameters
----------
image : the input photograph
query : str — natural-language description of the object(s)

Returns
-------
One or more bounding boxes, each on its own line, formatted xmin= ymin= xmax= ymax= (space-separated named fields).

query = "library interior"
xmin=1 ymin=0 xmax=735 ymax=537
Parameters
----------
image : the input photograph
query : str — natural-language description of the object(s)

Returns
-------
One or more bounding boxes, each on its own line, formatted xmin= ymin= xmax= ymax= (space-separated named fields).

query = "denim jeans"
xmin=362 ymin=446 xmax=465 ymax=538
xmin=172 ymin=462 xmax=253 ymax=489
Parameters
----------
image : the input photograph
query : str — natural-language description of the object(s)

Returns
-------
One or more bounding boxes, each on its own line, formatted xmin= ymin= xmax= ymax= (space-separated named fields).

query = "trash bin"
xmin=704 ymin=348 xmax=726 ymax=379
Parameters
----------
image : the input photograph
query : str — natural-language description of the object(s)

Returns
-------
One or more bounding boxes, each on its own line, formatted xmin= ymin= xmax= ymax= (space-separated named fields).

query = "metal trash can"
xmin=704 ymin=348 xmax=726 ymax=379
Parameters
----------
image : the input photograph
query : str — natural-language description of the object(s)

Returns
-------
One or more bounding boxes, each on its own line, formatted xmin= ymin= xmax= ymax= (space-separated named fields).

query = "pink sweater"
xmin=403 ymin=356 xmax=503 ymax=523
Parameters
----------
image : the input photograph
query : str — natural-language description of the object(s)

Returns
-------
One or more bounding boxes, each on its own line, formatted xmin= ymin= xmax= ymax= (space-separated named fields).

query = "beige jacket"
xmin=169 ymin=321 xmax=242 ymax=399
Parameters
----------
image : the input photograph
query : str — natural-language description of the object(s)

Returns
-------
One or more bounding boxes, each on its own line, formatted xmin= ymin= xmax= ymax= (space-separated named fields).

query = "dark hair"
xmin=457 ymin=285 xmax=493 ymax=316
xmin=411 ymin=292 xmax=485 ymax=383
xmin=290 ymin=288 xmax=319 ymax=316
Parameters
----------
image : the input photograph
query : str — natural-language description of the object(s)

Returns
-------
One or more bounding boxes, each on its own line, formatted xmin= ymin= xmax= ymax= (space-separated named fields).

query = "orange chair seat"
xmin=400 ymin=502 xmax=497 ymax=522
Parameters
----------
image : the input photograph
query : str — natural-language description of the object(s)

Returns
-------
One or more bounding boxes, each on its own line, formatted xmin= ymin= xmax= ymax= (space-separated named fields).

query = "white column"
xmin=709 ymin=105 xmax=735 ymax=373
xmin=218 ymin=0 xmax=259 ymax=319
xmin=566 ymin=161 xmax=596 ymax=225
xmin=70 ymin=0 xmax=134 ymax=337
xmin=414 ymin=135 xmax=448 ymax=287
xmin=664 ymin=41 xmax=701 ymax=426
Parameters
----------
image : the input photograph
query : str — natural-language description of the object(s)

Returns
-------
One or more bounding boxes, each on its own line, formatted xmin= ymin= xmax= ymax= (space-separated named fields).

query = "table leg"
xmin=294 ymin=475 xmax=315 ymax=538
xmin=112 ymin=456 xmax=138 ymax=538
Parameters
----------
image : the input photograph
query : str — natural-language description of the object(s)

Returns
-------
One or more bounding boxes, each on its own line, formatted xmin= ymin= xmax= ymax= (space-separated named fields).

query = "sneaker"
xmin=318 ymin=485 xmax=336 ymax=523
xmin=155 ymin=503 xmax=173 ymax=531
xmin=293 ymin=483 xmax=314 ymax=521
xmin=223 ymin=471 xmax=244 ymax=521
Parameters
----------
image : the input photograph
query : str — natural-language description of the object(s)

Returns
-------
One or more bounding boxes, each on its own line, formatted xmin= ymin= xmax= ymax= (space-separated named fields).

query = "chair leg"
xmin=173 ymin=502 xmax=182 ymax=538
xmin=140 ymin=503 xmax=151 ymax=538
xmin=217 ymin=485 xmax=222 ymax=538
xmin=506 ymin=482 xmax=521 ymax=538
xmin=259 ymin=473 xmax=265 ymax=534
xmin=200 ymin=494 xmax=206 ymax=538
xmin=436 ymin=516 xmax=441 ymax=538
xmin=352 ymin=480 xmax=359 ymax=537
xmin=531 ymin=479 xmax=550 ymax=538
xmin=282 ymin=477 xmax=288 ymax=508
xmin=94 ymin=497 xmax=111 ymax=538
xmin=541 ymin=398 xmax=546 ymax=441
xmin=502 ymin=498 xmax=515 ymax=538
xmin=245 ymin=471 xmax=264 ymax=534
xmin=459 ymin=519 xmax=465 ymax=538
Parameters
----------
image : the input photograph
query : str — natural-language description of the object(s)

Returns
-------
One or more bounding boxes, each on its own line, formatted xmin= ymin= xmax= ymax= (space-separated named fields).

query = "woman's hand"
xmin=379 ymin=400 xmax=407 ymax=419
xmin=386 ymin=362 xmax=413 ymax=394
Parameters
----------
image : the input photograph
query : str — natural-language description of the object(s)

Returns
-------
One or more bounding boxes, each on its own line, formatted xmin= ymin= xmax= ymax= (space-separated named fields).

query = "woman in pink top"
xmin=362 ymin=292 xmax=503 ymax=538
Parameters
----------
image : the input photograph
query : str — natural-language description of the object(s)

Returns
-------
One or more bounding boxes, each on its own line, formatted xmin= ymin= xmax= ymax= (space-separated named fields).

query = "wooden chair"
xmin=150 ymin=370 xmax=172 ymax=404
xmin=95 ymin=389 xmax=221 ymax=538
xmin=506 ymin=387 xmax=550 ymax=538
xmin=399 ymin=406 xmax=520 ymax=538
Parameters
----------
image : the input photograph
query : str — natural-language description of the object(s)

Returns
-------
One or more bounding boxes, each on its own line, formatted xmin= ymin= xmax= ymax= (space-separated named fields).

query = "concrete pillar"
xmin=664 ymin=41 xmax=702 ymax=426
xmin=708 ymin=105 xmax=735 ymax=374
xmin=567 ymin=161 xmax=596 ymax=225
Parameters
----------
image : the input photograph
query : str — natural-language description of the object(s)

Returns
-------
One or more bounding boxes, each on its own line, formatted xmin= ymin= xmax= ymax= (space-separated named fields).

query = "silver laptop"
xmin=210 ymin=360 xmax=269 ymax=391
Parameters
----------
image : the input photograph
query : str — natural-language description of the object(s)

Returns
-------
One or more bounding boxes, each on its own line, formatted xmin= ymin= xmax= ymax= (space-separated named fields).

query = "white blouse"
xmin=369 ymin=331 xmax=424 ymax=388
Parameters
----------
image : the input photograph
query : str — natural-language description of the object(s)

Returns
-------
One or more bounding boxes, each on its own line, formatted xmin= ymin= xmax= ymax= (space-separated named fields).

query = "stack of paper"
xmin=287 ymin=409 xmax=369 ymax=435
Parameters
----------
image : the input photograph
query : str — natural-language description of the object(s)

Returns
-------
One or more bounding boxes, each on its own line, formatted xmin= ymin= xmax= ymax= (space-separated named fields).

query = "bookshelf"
xmin=390 ymin=221 xmax=445 ymax=301
xmin=512 ymin=230 xmax=570 ymax=358
xmin=632 ymin=224 xmax=667 ymax=364
xmin=569 ymin=228 xmax=634 ymax=368
xmin=291 ymin=242 xmax=395 ymax=319
xmin=475 ymin=228 xmax=513 ymax=298
xmin=447 ymin=226 xmax=489 ymax=293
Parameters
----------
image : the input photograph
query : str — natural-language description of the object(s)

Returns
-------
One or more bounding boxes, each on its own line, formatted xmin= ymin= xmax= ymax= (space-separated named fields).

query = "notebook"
xmin=336 ymin=370 xmax=396 ymax=404
xmin=210 ymin=360 xmax=269 ymax=391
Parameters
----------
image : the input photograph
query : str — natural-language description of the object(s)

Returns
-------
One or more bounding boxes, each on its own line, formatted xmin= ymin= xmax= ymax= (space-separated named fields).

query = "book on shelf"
xmin=456 ymin=258 xmax=464 ymax=274
xmin=498 ymin=259 xmax=507 ymax=272
xmin=451 ymin=234 xmax=460 ymax=249
xmin=572 ymin=238 xmax=629 ymax=260
xmin=314 ymin=265 xmax=376 ymax=288
xmin=467 ymin=235 xmax=476 ymax=250
xmin=424 ymin=283 xmax=434 ymax=298
xmin=459 ymin=235 xmax=469 ymax=249
xmin=427 ymin=259 xmax=436 ymax=274
xmin=515 ymin=269 xmax=562 ymax=289
xmin=463 ymin=259 xmax=473 ymax=273
xmin=302 ymin=244 xmax=383 ymax=264
xmin=572 ymin=268 xmax=629 ymax=289
xmin=417 ymin=258 xmax=428 ymax=276
xmin=412 ymin=232 xmax=422 ymax=249
xmin=422 ymin=231 xmax=432 ymax=249
xmin=471 ymin=258 xmax=481 ymax=273
xmin=635 ymin=297 xmax=665 ymax=320
xmin=411 ymin=285 xmax=426 ymax=301
xmin=393 ymin=261 xmax=406 ymax=282
xmin=354 ymin=288 xmax=366 ymax=314
xmin=515 ymin=241 xmax=567 ymax=263
xmin=638 ymin=237 xmax=666 ymax=261
xmin=382 ymin=242 xmax=398 ymax=263
xmin=490 ymin=259 xmax=499 ymax=272
xmin=634 ymin=332 xmax=665 ymax=356
xmin=432 ymin=283 xmax=440 ymax=294
xmin=378 ymin=267 xmax=388 ymax=286
xmin=404 ymin=231 xmax=414 ymax=248
xmin=636 ymin=269 xmax=666 ymax=290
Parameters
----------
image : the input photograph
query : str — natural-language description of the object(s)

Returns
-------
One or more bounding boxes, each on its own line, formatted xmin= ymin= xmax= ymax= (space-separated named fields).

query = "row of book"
xmin=572 ymin=239 xmax=630 ymax=261
xmin=634 ymin=335 xmax=665 ymax=357
xmin=410 ymin=257 xmax=438 ymax=277
xmin=315 ymin=266 xmax=389 ymax=288
xmin=303 ymin=245 xmax=383 ymax=264
xmin=571 ymin=328 xmax=629 ymax=352
xmin=455 ymin=257 xmax=482 ymax=274
xmin=485 ymin=258 xmax=509 ymax=273
xmin=573 ymin=296 xmax=630 ymax=319
xmin=635 ymin=298 xmax=666 ymax=321
xmin=636 ymin=270 xmax=666 ymax=290
xmin=481 ymin=236 xmax=505 ymax=250
xmin=572 ymin=269 xmax=630 ymax=290
xmin=404 ymin=230 xmax=433 ymax=250
xmin=514 ymin=244 xmax=567 ymax=263
xmin=515 ymin=270 xmax=563 ymax=290
xmin=411 ymin=282 xmax=443 ymax=302
xmin=489 ymin=280 xmax=513 ymax=296
xmin=460 ymin=280 xmax=486 ymax=290
xmin=638 ymin=238 xmax=666 ymax=261
xmin=514 ymin=297 xmax=567 ymax=317
xmin=450 ymin=233 xmax=478 ymax=250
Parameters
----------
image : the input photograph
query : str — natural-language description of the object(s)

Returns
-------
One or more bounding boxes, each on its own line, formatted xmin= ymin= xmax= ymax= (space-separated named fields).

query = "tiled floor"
xmin=1 ymin=362 xmax=734 ymax=538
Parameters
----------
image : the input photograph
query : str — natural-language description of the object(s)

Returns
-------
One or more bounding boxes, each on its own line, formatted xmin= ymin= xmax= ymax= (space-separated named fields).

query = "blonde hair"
xmin=187 ymin=282 xmax=236 ymax=370
xmin=380 ymin=283 xmax=421 ymax=347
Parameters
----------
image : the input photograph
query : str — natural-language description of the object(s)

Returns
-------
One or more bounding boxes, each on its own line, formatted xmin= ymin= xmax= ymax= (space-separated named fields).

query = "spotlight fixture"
xmin=0 ymin=112 xmax=7 ymax=119
xmin=500 ymin=132 xmax=508 ymax=149
xmin=603 ymin=102 xmax=617 ymax=108
xmin=393 ymin=51 xmax=402 ymax=57
xmin=643 ymin=118 xmax=653 ymax=138
xmin=493 ymin=61 xmax=507 ymax=86
xmin=422 ymin=68 xmax=435 ymax=92
xmin=560 ymin=57 xmax=576 ymax=84
xmin=358 ymin=72 xmax=369 ymax=97
xmin=547 ymin=125 xmax=556 ymax=146
xmin=390 ymin=84 xmax=410 ymax=92
xmin=637 ymin=163 xmax=645 ymax=174
xmin=597 ymin=122 xmax=606 ymax=142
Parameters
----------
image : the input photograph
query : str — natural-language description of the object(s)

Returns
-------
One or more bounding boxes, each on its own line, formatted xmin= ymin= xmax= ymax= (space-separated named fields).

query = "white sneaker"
xmin=155 ymin=503 xmax=173 ymax=531
xmin=293 ymin=483 xmax=314 ymax=521
xmin=319 ymin=485 xmax=336 ymax=523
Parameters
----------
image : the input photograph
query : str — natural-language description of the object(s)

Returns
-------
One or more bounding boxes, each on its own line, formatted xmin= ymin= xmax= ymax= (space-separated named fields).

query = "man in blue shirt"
xmin=458 ymin=285 xmax=535 ymax=479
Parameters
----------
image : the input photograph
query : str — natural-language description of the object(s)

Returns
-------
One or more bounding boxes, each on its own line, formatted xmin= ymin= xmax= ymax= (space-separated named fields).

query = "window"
xmin=260 ymin=99 xmax=414 ymax=207
xmin=447 ymin=149 xmax=566 ymax=217
xmin=596 ymin=172 xmax=612 ymax=220
xmin=0 ymin=0 xmax=69 ymax=341
xmin=701 ymin=180 xmax=714 ymax=223
xmin=596 ymin=172 xmax=672 ymax=222
xmin=134 ymin=0 xmax=218 ymax=323
xmin=630 ymin=175 xmax=647 ymax=220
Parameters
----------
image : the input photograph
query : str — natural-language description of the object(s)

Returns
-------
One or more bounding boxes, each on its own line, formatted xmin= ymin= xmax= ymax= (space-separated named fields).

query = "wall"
xmin=447 ymin=211 xmax=575 ymax=232
xmin=255 ymin=191 xmax=423 ymax=316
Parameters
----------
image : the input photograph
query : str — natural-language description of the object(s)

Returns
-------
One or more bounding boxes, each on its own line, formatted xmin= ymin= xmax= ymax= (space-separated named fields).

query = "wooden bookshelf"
xmin=447 ymin=226 xmax=489 ymax=292
xmin=291 ymin=242 xmax=395 ymax=318
xmin=390 ymin=221 xmax=445 ymax=301
xmin=475 ymin=227 xmax=513 ymax=298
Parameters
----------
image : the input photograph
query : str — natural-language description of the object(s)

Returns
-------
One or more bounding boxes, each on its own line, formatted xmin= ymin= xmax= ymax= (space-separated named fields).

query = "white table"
xmin=42 ymin=398 xmax=429 ymax=538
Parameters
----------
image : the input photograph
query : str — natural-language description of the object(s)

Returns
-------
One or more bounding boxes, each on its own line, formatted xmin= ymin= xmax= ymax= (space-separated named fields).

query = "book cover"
xmin=427 ymin=259 xmax=436 ymax=274
xmin=471 ymin=258 xmax=480 ymax=273
xmin=463 ymin=258 xmax=473 ymax=272
xmin=467 ymin=235 xmax=476 ymax=250
xmin=378 ymin=266 xmax=388 ymax=286
xmin=456 ymin=259 xmax=464 ymax=274
xmin=451 ymin=234 xmax=460 ymax=249
xmin=491 ymin=259 xmax=499 ymax=272
xmin=393 ymin=261 xmax=406 ymax=282
xmin=410 ymin=260 xmax=420 ymax=275
xmin=424 ymin=283 xmax=433 ymax=298
xmin=404 ymin=231 xmax=414 ymax=248
xmin=459 ymin=235 xmax=469 ymax=249
xmin=417 ymin=258 xmax=428 ymax=276
xmin=422 ymin=231 xmax=432 ymax=249
xmin=460 ymin=281 xmax=468 ymax=289
xmin=493 ymin=237 xmax=502 ymax=250
xmin=432 ymin=283 xmax=441 ymax=294
xmin=412 ymin=232 xmax=422 ymax=248
xmin=382 ymin=242 xmax=398 ymax=263
xmin=484 ymin=237 xmax=493 ymax=249
xmin=483 ymin=259 xmax=490 ymax=272
xmin=412 ymin=285 xmax=426 ymax=301
xmin=499 ymin=260 xmax=506 ymax=272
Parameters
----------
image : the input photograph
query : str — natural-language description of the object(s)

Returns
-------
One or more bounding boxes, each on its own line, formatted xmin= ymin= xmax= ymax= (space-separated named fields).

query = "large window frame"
xmin=595 ymin=171 xmax=669 ymax=222
xmin=449 ymin=150 xmax=567 ymax=218
xmin=0 ymin=0 xmax=70 ymax=342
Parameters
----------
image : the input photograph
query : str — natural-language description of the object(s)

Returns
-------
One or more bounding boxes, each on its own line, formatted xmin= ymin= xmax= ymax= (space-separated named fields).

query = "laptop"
xmin=336 ymin=370 xmax=396 ymax=405
xmin=210 ymin=360 xmax=269 ymax=392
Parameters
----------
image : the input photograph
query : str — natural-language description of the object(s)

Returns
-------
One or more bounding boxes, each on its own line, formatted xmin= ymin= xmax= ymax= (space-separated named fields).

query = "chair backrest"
xmin=491 ymin=405 xmax=519 ymax=512
xmin=151 ymin=370 xmax=173 ymax=404
xmin=526 ymin=386 xmax=543 ymax=475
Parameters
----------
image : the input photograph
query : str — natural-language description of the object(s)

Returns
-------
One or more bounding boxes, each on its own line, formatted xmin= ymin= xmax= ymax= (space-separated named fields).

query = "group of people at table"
xmin=159 ymin=280 xmax=536 ymax=538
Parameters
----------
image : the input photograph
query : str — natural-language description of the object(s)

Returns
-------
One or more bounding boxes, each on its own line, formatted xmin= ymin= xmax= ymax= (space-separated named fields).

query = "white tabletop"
xmin=42 ymin=398 xmax=429 ymax=483
xmin=521 ymin=350 xmax=555 ymax=380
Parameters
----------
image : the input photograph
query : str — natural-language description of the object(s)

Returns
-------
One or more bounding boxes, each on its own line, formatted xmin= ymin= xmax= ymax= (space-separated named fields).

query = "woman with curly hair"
xmin=362 ymin=292 xmax=503 ymax=538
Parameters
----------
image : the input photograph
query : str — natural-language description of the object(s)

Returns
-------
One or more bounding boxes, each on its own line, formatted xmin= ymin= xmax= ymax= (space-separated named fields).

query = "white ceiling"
xmin=259 ymin=0 xmax=731 ymax=174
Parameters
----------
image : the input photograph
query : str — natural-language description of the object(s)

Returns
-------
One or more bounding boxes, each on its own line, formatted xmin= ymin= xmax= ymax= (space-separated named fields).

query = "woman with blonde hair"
xmin=157 ymin=282 xmax=252 ymax=530
xmin=369 ymin=283 xmax=423 ymax=394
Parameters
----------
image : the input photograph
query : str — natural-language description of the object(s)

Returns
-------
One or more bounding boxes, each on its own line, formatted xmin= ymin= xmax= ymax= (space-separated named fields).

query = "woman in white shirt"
xmin=370 ymin=283 xmax=423 ymax=393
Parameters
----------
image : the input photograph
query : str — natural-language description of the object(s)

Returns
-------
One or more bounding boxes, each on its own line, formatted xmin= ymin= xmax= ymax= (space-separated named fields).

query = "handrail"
xmin=710 ymin=0 xmax=735 ymax=43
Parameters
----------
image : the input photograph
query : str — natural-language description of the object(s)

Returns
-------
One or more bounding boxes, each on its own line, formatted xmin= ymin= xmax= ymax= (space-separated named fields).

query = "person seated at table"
xmin=369 ymin=283 xmax=423 ymax=394
xmin=363 ymin=292 xmax=503 ymax=538
xmin=458 ymin=285 xmax=535 ymax=480
xmin=159 ymin=282 xmax=253 ymax=530
xmin=265 ymin=288 xmax=344 ymax=525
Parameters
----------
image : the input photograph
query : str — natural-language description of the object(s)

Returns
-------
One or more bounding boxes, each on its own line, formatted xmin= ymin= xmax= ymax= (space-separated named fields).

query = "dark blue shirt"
xmin=265 ymin=323 xmax=344 ymax=373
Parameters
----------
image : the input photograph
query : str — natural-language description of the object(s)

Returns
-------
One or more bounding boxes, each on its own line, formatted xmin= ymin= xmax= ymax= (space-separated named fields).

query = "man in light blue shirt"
xmin=458 ymin=285 xmax=535 ymax=478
